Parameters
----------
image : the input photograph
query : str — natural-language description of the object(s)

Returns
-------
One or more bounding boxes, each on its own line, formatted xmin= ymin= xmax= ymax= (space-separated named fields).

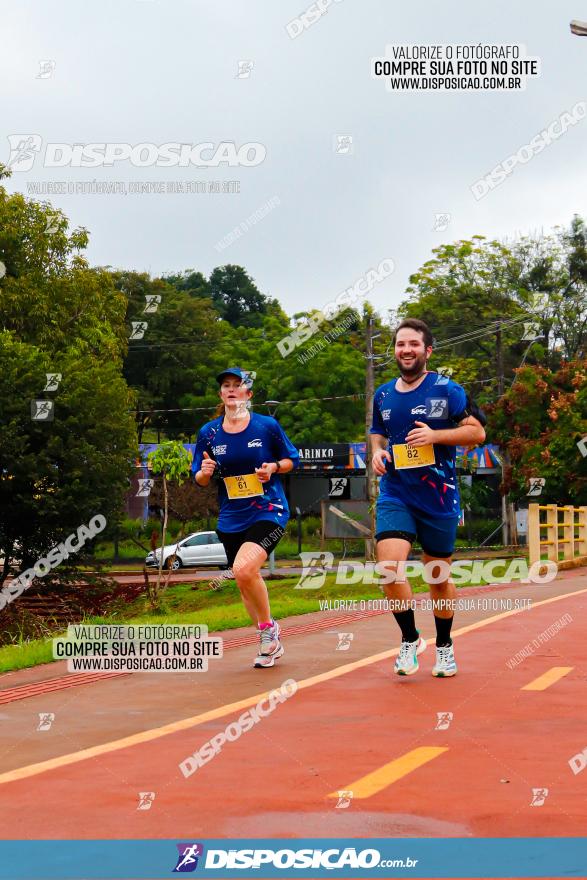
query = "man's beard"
xmin=395 ymin=352 xmax=427 ymax=380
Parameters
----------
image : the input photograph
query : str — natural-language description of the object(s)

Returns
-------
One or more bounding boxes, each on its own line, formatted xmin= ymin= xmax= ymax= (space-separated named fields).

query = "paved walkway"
xmin=0 ymin=569 xmax=585 ymax=843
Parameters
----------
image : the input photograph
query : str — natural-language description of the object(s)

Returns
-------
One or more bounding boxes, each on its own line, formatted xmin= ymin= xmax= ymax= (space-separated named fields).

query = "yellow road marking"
xmin=522 ymin=666 xmax=574 ymax=691
xmin=0 ymin=585 xmax=585 ymax=786
xmin=327 ymin=747 xmax=448 ymax=799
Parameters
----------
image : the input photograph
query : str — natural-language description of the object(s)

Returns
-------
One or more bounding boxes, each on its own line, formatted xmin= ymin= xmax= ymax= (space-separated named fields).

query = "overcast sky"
xmin=2 ymin=0 xmax=586 ymax=319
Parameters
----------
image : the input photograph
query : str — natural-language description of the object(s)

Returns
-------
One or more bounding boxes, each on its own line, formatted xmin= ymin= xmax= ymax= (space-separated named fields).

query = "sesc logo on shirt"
xmin=247 ymin=438 xmax=262 ymax=448
xmin=410 ymin=405 xmax=427 ymax=416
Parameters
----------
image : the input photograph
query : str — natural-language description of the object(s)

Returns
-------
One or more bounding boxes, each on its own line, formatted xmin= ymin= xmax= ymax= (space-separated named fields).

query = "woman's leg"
xmin=217 ymin=529 xmax=264 ymax=623
xmin=232 ymin=541 xmax=271 ymax=625
xmin=231 ymin=524 xmax=285 ymax=667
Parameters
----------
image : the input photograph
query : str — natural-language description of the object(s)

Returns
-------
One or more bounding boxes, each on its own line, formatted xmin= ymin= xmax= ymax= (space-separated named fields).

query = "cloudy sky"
xmin=2 ymin=0 xmax=586 ymax=318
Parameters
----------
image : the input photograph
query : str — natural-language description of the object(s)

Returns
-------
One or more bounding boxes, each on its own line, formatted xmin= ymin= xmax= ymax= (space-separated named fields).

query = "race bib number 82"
xmin=392 ymin=443 xmax=435 ymax=469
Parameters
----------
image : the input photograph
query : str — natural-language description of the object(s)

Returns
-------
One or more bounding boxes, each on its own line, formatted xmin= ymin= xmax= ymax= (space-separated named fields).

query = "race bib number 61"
xmin=223 ymin=473 xmax=264 ymax=499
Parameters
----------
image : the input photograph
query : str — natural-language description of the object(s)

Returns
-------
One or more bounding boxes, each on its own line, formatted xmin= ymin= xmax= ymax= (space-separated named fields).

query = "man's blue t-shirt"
xmin=370 ymin=372 xmax=468 ymax=519
xmin=192 ymin=412 xmax=299 ymax=532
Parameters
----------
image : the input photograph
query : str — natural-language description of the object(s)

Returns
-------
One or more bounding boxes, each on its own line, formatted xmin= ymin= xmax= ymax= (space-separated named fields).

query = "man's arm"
xmin=371 ymin=433 xmax=392 ymax=475
xmin=453 ymin=414 xmax=487 ymax=450
xmin=405 ymin=416 xmax=486 ymax=449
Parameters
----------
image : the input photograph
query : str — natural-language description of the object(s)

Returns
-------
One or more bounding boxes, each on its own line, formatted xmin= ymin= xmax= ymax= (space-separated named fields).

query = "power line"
xmin=127 ymin=338 xmax=242 ymax=351
xmin=132 ymin=371 xmax=517 ymax=416
xmin=125 ymin=312 xmax=531 ymax=354
xmin=129 ymin=315 xmax=541 ymax=414
xmin=432 ymin=315 xmax=530 ymax=349
xmin=377 ymin=314 xmax=531 ymax=367
xmin=134 ymin=392 xmax=366 ymax=415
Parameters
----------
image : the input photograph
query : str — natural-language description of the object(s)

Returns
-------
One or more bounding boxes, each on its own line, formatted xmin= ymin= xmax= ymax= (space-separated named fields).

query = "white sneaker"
xmin=254 ymin=620 xmax=284 ymax=668
xmin=394 ymin=634 xmax=426 ymax=676
xmin=432 ymin=642 xmax=457 ymax=677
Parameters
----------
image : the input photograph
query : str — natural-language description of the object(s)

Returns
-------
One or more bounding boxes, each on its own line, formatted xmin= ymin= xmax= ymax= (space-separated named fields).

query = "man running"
xmin=193 ymin=367 xmax=299 ymax=668
xmin=370 ymin=319 xmax=486 ymax=677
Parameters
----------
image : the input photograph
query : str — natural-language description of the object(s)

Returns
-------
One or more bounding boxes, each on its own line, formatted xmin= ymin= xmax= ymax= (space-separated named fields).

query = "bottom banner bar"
xmin=0 ymin=838 xmax=585 ymax=879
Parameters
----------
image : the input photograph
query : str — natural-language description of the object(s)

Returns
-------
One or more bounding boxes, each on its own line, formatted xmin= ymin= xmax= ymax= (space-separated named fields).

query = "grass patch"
xmin=0 ymin=573 xmax=379 ymax=674
xmin=0 ymin=562 xmax=527 ymax=676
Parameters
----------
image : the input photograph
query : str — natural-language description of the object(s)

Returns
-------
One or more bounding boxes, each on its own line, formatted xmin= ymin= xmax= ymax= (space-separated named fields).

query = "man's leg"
xmin=422 ymin=553 xmax=456 ymax=645
xmin=377 ymin=536 xmax=427 ymax=675
xmin=375 ymin=499 xmax=427 ymax=675
xmin=417 ymin=510 xmax=459 ymax=677
xmin=422 ymin=552 xmax=458 ymax=677
xmin=377 ymin=537 xmax=417 ymax=640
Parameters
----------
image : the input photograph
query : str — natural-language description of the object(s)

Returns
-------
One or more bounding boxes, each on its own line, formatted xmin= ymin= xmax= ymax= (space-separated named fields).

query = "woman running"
xmin=193 ymin=367 xmax=298 ymax=667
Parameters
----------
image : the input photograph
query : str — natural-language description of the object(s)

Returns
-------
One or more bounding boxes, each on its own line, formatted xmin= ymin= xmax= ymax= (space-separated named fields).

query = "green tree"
xmin=513 ymin=216 xmax=587 ymax=364
xmin=0 ymin=337 xmax=136 ymax=583
xmin=399 ymin=237 xmax=531 ymax=402
xmin=399 ymin=221 xmax=587 ymax=402
xmin=148 ymin=441 xmax=192 ymax=604
xmin=0 ymin=166 xmax=137 ymax=591
xmin=113 ymin=270 xmax=225 ymax=442
xmin=149 ymin=477 xmax=218 ymax=530
xmin=139 ymin=298 xmax=388 ymax=445
xmin=270 ymin=307 xmax=370 ymax=443
xmin=161 ymin=269 xmax=210 ymax=300
xmin=0 ymin=201 xmax=127 ymax=361
xmin=208 ymin=264 xmax=285 ymax=327
xmin=488 ymin=360 xmax=587 ymax=503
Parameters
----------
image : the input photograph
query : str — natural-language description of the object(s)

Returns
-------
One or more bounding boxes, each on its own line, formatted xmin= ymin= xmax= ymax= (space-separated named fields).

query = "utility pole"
xmin=495 ymin=320 xmax=510 ymax=546
xmin=497 ymin=318 xmax=525 ymax=547
xmin=505 ymin=331 xmax=545 ymax=549
xmin=365 ymin=314 xmax=377 ymax=560
xmin=496 ymin=321 xmax=504 ymax=396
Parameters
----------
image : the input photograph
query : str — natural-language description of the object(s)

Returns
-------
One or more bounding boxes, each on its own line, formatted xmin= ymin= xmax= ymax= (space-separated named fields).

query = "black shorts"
xmin=216 ymin=520 xmax=285 ymax=568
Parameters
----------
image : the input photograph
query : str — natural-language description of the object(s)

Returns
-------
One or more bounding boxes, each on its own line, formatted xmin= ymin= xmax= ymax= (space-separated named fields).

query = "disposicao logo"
xmin=173 ymin=843 xmax=204 ymax=872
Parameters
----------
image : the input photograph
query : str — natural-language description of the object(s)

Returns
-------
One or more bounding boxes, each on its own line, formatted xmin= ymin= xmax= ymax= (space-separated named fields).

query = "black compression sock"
xmin=393 ymin=609 xmax=419 ymax=643
xmin=434 ymin=615 xmax=453 ymax=647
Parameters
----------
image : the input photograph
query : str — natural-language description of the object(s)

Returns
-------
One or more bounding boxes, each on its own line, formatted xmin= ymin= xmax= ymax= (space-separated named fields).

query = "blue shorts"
xmin=375 ymin=497 xmax=458 ymax=558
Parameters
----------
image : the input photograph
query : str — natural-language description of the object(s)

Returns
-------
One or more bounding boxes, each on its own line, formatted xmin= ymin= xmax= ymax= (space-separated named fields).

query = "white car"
xmin=145 ymin=531 xmax=228 ymax=571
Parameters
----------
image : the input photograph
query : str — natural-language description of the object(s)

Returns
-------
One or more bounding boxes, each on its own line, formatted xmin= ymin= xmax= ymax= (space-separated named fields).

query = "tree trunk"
xmin=163 ymin=521 xmax=187 ymax=592
xmin=137 ymin=414 xmax=146 ymax=445
xmin=0 ymin=544 xmax=13 ymax=587
xmin=154 ymin=475 xmax=168 ymax=606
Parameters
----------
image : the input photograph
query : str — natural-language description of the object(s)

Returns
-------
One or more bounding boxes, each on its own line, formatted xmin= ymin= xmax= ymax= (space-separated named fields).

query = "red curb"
xmin=0 ymin=671 xmax=129 ymax=704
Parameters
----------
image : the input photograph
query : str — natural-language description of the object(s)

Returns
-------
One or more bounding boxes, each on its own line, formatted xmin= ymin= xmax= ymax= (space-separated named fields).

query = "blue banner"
xmin=0 ymin=838 xmax=585 ymax=878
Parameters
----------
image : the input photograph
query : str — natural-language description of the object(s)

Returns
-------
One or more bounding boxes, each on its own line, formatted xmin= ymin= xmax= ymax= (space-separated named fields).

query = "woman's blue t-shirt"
xmin=192 ymin=412 xmax=299 ymax=532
